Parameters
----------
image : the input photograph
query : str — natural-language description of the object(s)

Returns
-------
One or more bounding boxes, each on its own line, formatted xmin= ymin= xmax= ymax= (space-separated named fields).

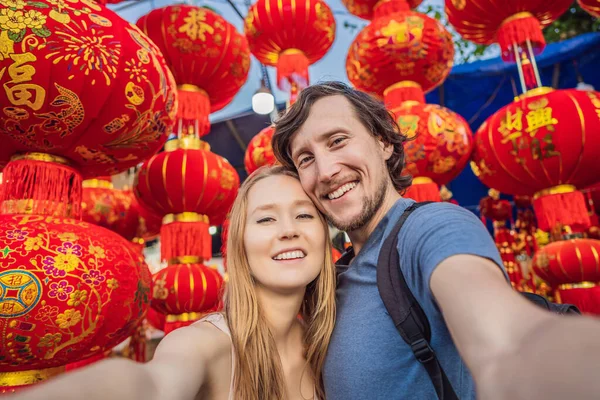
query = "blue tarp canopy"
xmin=205 ymin=33 xmax=600 ymax=216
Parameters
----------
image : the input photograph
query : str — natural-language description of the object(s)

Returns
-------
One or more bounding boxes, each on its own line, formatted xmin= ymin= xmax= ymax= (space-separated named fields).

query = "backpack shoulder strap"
xmin=376 ymin=202 xmax=458 ymax=400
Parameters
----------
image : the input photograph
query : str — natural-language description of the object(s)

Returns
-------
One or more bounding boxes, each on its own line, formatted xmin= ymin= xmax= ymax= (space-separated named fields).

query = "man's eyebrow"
xmin=291 ymin=127 xmax=347 ymax=161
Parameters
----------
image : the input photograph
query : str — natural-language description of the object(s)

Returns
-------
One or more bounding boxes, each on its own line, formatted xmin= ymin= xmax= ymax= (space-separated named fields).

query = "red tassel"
xmin=520 ymin=54 xmax=538 ymax=90
xmin=160 ymin=221 xmax=212 ymax=262
xmin=177 ymin=87 xmax=211 ymax=137
xmin=555 ymin=285 xmax=600 ymax=315
xmin=533 ymin=190 xmax=591 ymax=233
xmin=277 ymin=49 xmax=309 ymax=93
xmin=404 ymin=179 xmax=441 ymax=202
xmin=1 ymin=157 xmax=82 ymax=218
xmin=384 ymin=82 xmax=425 ymax=110
xmin=497 ymin=13 xmax=545 ymax=61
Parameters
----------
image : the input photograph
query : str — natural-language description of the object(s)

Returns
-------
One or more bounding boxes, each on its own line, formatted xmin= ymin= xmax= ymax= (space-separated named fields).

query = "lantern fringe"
xmin=555 ymin=285 xmax=600 ymax=315
xmin=1 ymin=158 xmax=82 ymax=218
xmin=384 ymin=83 xmax=425 ymax=109
xmin=160 ymin=221 xmax=212 ymax=262
xmin=497 ymin=15 xmax=544 ymax=61
xmin=277 ymin=50 xmax=309 ymax=93
xmin=404 ymin=181 xmax=441 ymax=202
xmin=177 ymin=88 xmax=211 ymax=137
xmin=533 ymin=190 xmax=591 ymax=233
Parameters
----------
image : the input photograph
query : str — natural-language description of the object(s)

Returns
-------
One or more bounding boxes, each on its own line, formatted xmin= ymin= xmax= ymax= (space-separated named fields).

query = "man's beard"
xmin=326 ymin=175 xmax=388 ymax=233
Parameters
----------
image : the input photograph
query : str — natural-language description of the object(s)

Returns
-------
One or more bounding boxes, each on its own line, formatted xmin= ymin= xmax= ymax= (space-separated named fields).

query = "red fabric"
xmin=137 ymin=5 xmax=250 ymax=113
xmin=384 ymin=85 xmax=426 ymax=106
xmin=0 ymin=0 xmax=176 ymax=178
xmin=445 ymin=0 xmax=572 ymax=48
xmin=0 ymin=214 xmax=151 ymax=373
xmin=532 ymin=238 xmax=600 ymax=287
xmin=494 ymin=226 xmax=525 ymax=291
xmin=479 ymin=196 xmax=513 ymax=222
xmin=342 ymin=0 xmax=422 ymax=20
xmin=555 ymin=285 xmax=600 ymax=315
xmin=390 ymin=101 xmax=473 ymax=186
xmin=496 ymin=15 xmax=545 ymax=61
xmin=472 ymin=88 xmax=600 ymax=195
xmin=152 ymin=264 xmax=224 ymax=316
xmin=146 ymin=307 xmax=166 ymax=332
xmin=65 ymin=352 xmax=108 ymax=372
xmin=177 ymin=89 xmax=211 ymax=137
xmin=245 ymin=0 xmax=335 ymax=89
xmin=346 ymin=7 xmax=454 ymax=97
xmin=244 ymin=126 xmax=277 ymax=175
xmin=579 ymin=0 xmax=600 ymax=18
xmin=160 ymin=221 xmax=212 ymax=262
xmin=134 ymin=147 xmax=240 ymax=223
xmin=134 ymin=199 xmax=162 ymax=242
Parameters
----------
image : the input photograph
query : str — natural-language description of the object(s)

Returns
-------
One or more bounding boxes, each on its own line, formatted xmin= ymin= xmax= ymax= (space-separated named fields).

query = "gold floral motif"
xmin=106 ymin=278 xmax=118 ymax=290
xmin=178 ymin=9 xmax=215 ymax=41
xmin=57 ymin=232 xmax=79 ymax=243
xmin=88 ymin=244 xmax=105 ymax=259
xmin=67 ymin=290 xmax=87 ymax=307
xmin=55 ymin=309 xmax=82 ymax=329
xmin=124 ymin=59 xmax=148 ymax=84
xmin=0 ymin=9 xmax=26 ymax=33
xmin=220 ymin=169 xmax=235 ymax=190
xmin=23 ymin=10 xmax=46 ymax=29
xmin=153 ymin=278 xmax=168 ymax=300
xmin=37 ymin=333 xmax=62 ymax=348
xmin=0 ymin=0 xmax=26 ymax=9
xmin=24 ymin=234 xmax=43 ymax=251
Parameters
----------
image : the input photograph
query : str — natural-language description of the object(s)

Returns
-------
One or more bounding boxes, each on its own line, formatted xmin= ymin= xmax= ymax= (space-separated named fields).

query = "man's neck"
xmin=256 ymin=286 xmax=305 ymax=358
xmin=349 ymin=187 xmax=402 ymax=254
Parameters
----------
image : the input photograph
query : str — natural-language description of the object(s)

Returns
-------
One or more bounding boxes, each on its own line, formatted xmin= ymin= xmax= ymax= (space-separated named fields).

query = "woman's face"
xmin=244 ymin=174 xmax=326 ymax=293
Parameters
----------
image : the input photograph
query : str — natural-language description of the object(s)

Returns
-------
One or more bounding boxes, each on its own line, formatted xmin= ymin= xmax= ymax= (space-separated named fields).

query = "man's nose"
xmin=316 ymin=153 xmax=341 ymax=184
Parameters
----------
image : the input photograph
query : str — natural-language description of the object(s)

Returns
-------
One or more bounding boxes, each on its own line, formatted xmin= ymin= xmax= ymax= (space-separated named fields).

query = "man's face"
xmin=289 ymin=95 xmax=394 ymax=232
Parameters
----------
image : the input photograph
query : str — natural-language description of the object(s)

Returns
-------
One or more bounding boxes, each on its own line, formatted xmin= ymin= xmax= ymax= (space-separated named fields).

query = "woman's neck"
xmin=256 ymin=286 xmax=306 ymax=357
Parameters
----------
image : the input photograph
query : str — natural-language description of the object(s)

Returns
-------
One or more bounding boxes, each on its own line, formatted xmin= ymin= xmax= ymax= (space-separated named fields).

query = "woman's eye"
xmin=297 ymin=214 xmax=314 ymax=220
xmin=257 ymin=217 xmax=274 ymax=224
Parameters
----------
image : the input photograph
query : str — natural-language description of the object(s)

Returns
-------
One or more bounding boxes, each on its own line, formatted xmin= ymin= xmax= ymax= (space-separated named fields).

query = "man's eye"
xmin=298 ymin=155 xmax=313 ymax=167
xmin=331 ymin=137 xmax=346 ymax=146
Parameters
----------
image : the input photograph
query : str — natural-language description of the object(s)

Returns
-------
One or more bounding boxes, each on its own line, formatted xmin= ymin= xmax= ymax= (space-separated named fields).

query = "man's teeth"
xmin=328 ymin=182 xmax=357 ymax=200
xmin=273 ymin=251 xmax=306 ymax=260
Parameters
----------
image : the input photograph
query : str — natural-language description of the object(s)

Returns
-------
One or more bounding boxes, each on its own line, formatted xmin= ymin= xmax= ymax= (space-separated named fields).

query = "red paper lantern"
xmin=0 ymin=214 xmax=151 ymax=387
xmin=152 ymin=263 xmax=223 ymax=333
xmin=346 ymin=2 xmax=454 ymax=102
xmin=244 ymin=0 xmax=335 ymax=97
xmin=471 ymin=88 xmax=600 ymax=232
xmin=137 ymin=5 xmax=250 ymax=136
xmin=393 ymin=102 xmax=473 ymax=186
xmin=244 ymin=126 xmax=277 ymax=175
xmin=134 ymin=137 xmax=240 ymax=262
xmin=0 ymin=0 xmax=177 ymax=177
xmin=341 ymin=0 xmax=422 ymax=20
xmin=81 ymin=180 xmax=139 ymax=241
xmin=445 ymin=0 xmax=573 ymax=60
xmin=578 ymin=0 xmax=600 ymax=17
xmin=532 ymin=238 xmax=600 ymax=287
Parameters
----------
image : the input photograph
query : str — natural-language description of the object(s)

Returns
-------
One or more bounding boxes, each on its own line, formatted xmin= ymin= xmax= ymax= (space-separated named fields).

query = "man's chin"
xmin=326 ymin=211 xmax=364 ymax=233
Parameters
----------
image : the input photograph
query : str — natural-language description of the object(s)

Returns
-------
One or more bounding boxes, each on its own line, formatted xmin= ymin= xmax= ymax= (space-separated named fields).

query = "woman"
xmin=12 ymin=165 xmax=336 ymax=400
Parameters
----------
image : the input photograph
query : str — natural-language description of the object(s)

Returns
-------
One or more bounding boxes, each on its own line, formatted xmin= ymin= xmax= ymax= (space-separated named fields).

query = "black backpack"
xmin=375 ymin=202 xmax=581 ymax=400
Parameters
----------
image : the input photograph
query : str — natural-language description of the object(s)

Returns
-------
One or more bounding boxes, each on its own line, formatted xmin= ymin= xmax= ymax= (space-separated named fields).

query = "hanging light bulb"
xmin=252 ymin=85 xmax=275 ymax=114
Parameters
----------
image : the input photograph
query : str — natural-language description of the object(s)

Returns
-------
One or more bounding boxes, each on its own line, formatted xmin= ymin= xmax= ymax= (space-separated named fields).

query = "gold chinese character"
xmin=7 ymin=274 xmax=23 ymax=286
xmin=499 ymin=108 xmax=523 ymax=144
xmin=525 ymin=107 xmax=558 ymax=136
xmin=2 ymin=53 xmax=46 ymax=110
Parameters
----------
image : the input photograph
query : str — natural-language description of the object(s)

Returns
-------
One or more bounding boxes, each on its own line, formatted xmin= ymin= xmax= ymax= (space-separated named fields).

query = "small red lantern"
xmin=137 ymin=5 xmax=250 ymax=136
xmin=346 ymin=2 xmax=454 ymax=104
xmin=245 ymin=0 xmax=335 ymax=100
xmin=0 ymin=214 xmax=151 ymax=388
xmin=532 ymin=238 xmax=600 ymax=287
xmin=471 ymin=88 xmax=600 ymax=233
xmin=152 ymin=263 xmax=223 ymax=334
xmin=445 ymin=0 xmax=573 ymax=60
xmin=244 ymin=126 xmax=277 ymax=175
xmin=341 ymin=0 xmax=422 ymax=20
xmin=391 ymin=101 xmax=473 ymax=201
xmin=578 ymin=0 xmax=600 ymax=18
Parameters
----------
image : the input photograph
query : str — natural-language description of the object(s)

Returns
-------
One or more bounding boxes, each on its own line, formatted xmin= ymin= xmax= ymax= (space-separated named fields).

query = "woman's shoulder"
xmin=187 ymin=313 xmax=232 ymax=357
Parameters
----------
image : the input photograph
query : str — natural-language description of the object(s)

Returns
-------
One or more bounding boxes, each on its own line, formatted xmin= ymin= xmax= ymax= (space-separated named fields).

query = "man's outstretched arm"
xmin=431 ymin=254 xmax=600 ymax=399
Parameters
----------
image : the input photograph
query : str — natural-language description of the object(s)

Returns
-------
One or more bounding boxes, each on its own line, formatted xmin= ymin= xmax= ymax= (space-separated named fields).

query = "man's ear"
xmin=378 ymin=138 xmax=394 ymax=161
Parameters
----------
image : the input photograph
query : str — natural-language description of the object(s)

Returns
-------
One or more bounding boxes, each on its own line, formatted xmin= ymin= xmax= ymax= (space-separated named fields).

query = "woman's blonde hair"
xmin=224 ymin=164 xmax=336 ymax=400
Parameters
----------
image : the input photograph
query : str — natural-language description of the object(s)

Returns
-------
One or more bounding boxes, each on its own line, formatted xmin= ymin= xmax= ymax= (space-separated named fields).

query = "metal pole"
xmin=526 ymin=39 xmax=543 ymax=88
xmin=513 ymin=43 xmax=527 ymax=94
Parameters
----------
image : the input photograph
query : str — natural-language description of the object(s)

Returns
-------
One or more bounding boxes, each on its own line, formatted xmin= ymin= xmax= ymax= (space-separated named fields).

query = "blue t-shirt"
xmin=323 ymin=198 xmax=506 ymax=399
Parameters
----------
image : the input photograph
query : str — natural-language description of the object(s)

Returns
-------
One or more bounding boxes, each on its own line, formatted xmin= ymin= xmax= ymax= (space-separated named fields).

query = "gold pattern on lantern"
xmin=1 ymin=52 xmax=46 ymax=111
xmin=179 ymin=8 xmax=215 ymax=41
xmin=220 ymin=168 xmax=235 ymax=190
xmin=525 ymin=98 xmax=558 ymax=136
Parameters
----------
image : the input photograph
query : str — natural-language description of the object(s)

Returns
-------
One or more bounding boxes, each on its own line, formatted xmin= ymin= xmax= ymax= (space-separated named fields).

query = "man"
xmin=272 ymin=81 xmax=600 ymax=399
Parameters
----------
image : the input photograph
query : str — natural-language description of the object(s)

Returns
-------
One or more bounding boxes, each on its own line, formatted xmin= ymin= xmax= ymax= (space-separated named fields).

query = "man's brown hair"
xmin=271 ymin=81 xmax=412 ymax=193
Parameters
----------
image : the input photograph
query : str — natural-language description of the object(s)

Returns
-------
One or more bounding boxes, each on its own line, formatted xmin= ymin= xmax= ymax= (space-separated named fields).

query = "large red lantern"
xmin=134 ymin=137 xmax=239 ymax=262
xmin=391 ymin=101 xmax=473 ymax=201
xmin=445 ymin=0 xmax=573 ymax=60
xmin=244 ymin=0 xmax=335 ymax=100
xmin=0 ymin=0 xmax=177 ymax=217
xmin=346 ymin=0 xmax=454 ymax=106
xmin=137 ymin=5 xmax=250 ymax=137
xmin=578 ymin=0 xmax=600 ymax=18
xmin=471 ymin=88 xmax=600 ymax=233
xmin=0 ymin=214 xmax=151 ymax=388
xmin=244 ymin=126 xmax=277 ymax=175
xmin=152 ymin=263 xmax=223 ymax=334
xmin=341 ymin=0 xmax=422 ymax=20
